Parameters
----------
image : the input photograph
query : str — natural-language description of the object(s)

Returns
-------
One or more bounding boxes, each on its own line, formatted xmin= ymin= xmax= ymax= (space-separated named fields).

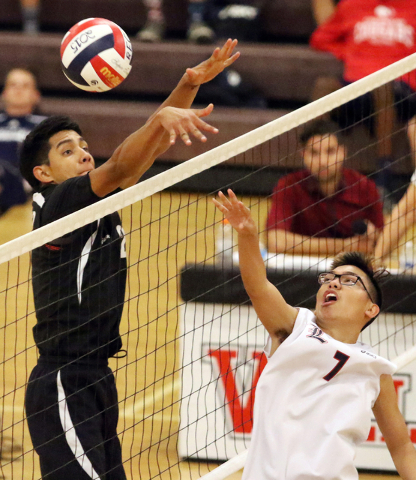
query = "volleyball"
xmin=60 ymin=18 xmax=133 ymax=92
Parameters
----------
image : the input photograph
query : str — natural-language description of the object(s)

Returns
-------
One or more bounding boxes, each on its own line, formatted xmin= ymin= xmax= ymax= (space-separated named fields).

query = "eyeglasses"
xmin=317 ymin=272 xmax=374 ymax=304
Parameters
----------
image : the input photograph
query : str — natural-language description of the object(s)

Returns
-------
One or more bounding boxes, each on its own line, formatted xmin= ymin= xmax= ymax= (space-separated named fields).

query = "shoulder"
xmin=36 ymin=175 xmax=100 ymax=225
xmin=27 ymin=114 xmax=47 ymax=124
xmin=343 ymin=168 xmax=377 ymax=188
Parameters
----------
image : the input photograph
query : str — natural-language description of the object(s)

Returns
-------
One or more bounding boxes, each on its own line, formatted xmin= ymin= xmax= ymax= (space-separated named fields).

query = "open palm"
xmin=186 ymin=39 xmax=240 ymax=86
xmin=213 ymin=189 xmax=256 ymax=235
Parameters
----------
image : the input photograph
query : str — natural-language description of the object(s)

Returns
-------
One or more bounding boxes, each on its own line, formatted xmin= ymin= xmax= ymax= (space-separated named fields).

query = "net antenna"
xmin=2 ymin=51 xmax=416 ymax=480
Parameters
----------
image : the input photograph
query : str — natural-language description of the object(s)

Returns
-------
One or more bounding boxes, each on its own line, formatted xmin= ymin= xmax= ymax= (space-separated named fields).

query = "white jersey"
xmin=411 ymin=170 xmax=416 ymax=186
xmin=242 ymin=308 xmax=396 ymax=480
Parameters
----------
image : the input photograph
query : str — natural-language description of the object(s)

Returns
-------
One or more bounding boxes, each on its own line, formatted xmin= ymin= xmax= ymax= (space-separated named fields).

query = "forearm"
xmin=267 ymin=229 xmax=350 ymax=256
xmin=147 ymin=72 xmax=202 ymax=157
xmin=389 ymin=441 xmax=416 ymax=479
xmin=375 ymin=187 xmax=416 ymax=260
xmin=238 ymin=229 xmax=268 ymax=298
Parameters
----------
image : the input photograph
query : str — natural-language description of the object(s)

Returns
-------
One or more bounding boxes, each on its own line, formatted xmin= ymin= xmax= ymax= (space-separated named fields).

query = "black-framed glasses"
xmin=317 ymin=272 xmax=374 ymax=304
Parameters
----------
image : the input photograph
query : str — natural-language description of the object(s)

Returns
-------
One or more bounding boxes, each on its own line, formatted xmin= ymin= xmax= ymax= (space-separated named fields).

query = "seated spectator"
xmin=20 ymin=0 xmax=40 ymax=34
xmin=374 ymin=169 xmax=416 ymax=262
xmin=266 ymin=120 xmax=384 ymax=257
xmin=309 ymin=0 xmax=416 ymax=205
xmin=0 ymin=68 xmax=46 ymax=214
xmin=137 ymin=0 xmax=215 ymax=43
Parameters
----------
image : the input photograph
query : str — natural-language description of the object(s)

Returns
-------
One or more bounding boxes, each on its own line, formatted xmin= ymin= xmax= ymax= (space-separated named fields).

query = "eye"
xmin=341 ymin=275 xmax=356 ymax=285
xmin=82 ymin=146 xmax=89 ymax=152
xmin=63 ymin=149 xmax=72 ymax=155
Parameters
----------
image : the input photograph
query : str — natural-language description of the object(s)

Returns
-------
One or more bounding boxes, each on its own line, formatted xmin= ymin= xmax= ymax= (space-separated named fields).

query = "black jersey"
xmin=31 ymin=175 xmax=127 ymax=363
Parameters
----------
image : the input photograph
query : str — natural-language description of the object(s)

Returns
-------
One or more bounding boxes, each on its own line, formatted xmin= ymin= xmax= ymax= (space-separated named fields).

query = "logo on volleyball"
xmin=60 ymin=18 xmax=133 ymax=92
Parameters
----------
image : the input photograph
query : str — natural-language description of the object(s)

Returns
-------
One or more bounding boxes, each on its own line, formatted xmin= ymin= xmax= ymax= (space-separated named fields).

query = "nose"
xmin=328 ymin=278 xmax=341 ymax=289
xmin=81 ymin=150 xmax=93 ymax=163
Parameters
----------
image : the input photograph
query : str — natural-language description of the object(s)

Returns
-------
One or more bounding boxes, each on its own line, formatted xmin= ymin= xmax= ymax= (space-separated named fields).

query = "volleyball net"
xmin=2 ymin=52 xmax=416 ymax=479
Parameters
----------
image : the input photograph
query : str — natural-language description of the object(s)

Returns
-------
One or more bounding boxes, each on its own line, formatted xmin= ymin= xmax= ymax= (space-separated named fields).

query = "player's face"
xmin=2 ymin=69 xmax=40 ymax=113
xmin=315 ymin=264 xmax=378 ymax=329
xmin=302 ymin=134 xmax=345 ymax=183
xmin=42 ymin=130 xmax=95 ymax=184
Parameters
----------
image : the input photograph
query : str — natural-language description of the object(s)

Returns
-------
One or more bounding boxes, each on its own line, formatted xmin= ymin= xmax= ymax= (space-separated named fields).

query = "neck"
xmin=6 ymin=106 xmax=33 ymax=117
xmin=315 ymin=316 xmax=361 ymax=344
xmin=318 ymin=174 xmax=341 ymax=196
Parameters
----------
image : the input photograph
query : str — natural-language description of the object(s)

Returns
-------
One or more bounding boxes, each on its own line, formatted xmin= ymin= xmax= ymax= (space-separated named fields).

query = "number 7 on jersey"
xmin=324 ymin=350 xmax=350 ymax=381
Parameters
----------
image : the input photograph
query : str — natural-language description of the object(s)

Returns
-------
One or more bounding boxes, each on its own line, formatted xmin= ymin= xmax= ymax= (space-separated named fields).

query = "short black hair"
xmin=20 ymin=115 xmax=82 ymax=191
xmin=300 ymin=119 xmax=345 ymax=147
xmin=330 ymin=251 xmax=387 ymax=330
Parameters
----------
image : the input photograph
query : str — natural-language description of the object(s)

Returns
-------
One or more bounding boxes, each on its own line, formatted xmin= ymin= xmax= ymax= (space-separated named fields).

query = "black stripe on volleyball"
xmin=62 ymin=33 xmax=115 ymax=87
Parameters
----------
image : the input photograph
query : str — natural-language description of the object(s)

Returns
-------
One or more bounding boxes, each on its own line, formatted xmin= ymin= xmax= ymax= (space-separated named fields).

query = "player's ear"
xmin=33 ymin=164 xmax=53 ymax=185
xmin=365 ymin=302 xmax=380 ymax=320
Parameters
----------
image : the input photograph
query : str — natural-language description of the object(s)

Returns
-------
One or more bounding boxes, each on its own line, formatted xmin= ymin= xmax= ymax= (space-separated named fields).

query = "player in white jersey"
xmin=213 ymin=189 xmax=416 ymax=480
xmin=375 ymin=170 xmax=416 ymax=263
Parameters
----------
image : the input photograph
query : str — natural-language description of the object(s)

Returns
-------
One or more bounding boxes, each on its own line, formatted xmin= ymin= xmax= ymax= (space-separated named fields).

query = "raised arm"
xmin=90 ymin=39 xmax=240 ymax=197
xmin=374 ymin=183 xmax=416 ymax=262
xmin=213 ymin=190 xmax=298 ymax=344
xmin=373 ymin=374 xmax=416 ymax=479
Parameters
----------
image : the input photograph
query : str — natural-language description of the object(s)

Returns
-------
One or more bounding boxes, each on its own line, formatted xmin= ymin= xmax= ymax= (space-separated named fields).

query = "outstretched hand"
xmin=212 ymin=189 xmax=257 ymax=235
xmin=186 ymin=39 xmax=240 ymax=86
xmin=157 ymin=103 xmax=218 ymax=145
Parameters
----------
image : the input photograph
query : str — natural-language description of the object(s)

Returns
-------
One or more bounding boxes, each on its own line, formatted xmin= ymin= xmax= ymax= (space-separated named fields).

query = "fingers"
xmin=159 ymin=106 xmax=219 ymax=145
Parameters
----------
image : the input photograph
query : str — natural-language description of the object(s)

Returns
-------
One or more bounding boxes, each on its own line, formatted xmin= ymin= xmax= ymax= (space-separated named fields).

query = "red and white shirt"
xmin=310 ymin=0 xmax=416 ymax=90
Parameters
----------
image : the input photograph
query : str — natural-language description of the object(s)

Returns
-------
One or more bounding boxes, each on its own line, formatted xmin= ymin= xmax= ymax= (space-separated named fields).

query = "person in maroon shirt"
xmin=266 ymin=120 xmax=384 ymax=256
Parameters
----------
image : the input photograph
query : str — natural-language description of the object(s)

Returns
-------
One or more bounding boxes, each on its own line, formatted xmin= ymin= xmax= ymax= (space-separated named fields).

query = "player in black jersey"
xmin=19 ymin=39 xmax=239 ymax=480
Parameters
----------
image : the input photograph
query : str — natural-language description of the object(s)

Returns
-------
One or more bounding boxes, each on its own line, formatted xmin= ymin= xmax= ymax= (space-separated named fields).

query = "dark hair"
xmin=330 ymin=251 xmax=388 ymax=330
xmin=20 ymin=115 xmax=82 ymax=191
xmin=300 ymin=119 xmax=345 ymax=147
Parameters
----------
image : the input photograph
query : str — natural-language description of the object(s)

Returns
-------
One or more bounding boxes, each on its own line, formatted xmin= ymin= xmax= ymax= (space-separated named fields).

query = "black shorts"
xmin=333 ymin=79 xmax=416 ymax=132
xmin=25 ymin=361 xmax=126 ymax=480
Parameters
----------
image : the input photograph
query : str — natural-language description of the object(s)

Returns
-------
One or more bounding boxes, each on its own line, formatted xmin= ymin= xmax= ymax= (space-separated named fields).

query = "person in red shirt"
xmin=310 ymin=0 xmax=416 ymax=204
xmin=266 ymin=119 xmax=384 ymax=256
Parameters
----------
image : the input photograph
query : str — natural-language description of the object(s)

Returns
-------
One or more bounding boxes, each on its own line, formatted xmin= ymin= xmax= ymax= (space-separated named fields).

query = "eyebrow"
xmin=56 ymin=137 xmax=87 ymax=149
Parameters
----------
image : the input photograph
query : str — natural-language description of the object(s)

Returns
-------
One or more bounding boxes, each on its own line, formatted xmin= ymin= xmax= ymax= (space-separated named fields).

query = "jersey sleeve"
xmin=266 ymin=176 xmax=296 ymax=232
xmin=40 ymin=174 xmax=101 ymax=226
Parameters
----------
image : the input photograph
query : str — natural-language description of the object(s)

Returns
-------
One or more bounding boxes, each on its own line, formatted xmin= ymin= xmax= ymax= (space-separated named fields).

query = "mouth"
xmin=323 ymin=291 xmax=338 ymax=306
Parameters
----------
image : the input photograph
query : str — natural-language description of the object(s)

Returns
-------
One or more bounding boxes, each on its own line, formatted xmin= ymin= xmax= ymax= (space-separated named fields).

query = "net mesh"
xmin=2 ymin=54 xmax=416 ymax=480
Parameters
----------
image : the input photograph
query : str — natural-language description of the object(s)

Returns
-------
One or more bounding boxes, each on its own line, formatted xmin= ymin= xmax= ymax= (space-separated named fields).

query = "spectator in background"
xmin=309 ymin=0 xmax=416 ymax=207
xmin=374 ymin=169 xmax=416 ymax=262
xmin=0 ymin=68 xmax=46 ymax=214
xmin=21 ymin=0 xmax=40 ymax=34
xmin=266 ymin=120 xmax=384 ymax=256
xmin=137 ymin=0 xmax=215 ymax=43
